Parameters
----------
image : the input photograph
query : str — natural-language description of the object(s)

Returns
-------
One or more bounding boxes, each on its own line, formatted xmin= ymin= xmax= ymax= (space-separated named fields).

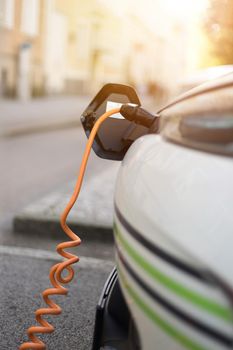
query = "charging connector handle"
xmin=120 ymin=104 xmax=159 ymax=129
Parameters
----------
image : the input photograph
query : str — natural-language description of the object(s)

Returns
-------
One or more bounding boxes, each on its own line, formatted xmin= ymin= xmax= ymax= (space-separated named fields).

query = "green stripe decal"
xmin=118 ymin=265 xmax=209 ymax=350
xmin=114 ymin=223 xmax=233 ymax=323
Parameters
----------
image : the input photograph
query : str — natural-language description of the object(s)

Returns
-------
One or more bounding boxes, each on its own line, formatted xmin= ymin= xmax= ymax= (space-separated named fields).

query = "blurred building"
xmin=0 ymin=0 xmax=160 ymax=99
xmin=44 ymin=0 xmax=129 ymax=95
xmin=0 ymin=0 xmax=46 ymax=99
xmin=37 ymin=0 xmax=168 ymax=97
xmin=0 ymin=0 xmax=199 ymax=101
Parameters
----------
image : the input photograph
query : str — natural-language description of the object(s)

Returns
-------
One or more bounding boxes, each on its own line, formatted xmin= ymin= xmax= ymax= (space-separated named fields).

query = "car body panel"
xmin=114 ymin=135 xmax=233 ymax=288
xmin=114 ymin=135 xmax=233 ymax=349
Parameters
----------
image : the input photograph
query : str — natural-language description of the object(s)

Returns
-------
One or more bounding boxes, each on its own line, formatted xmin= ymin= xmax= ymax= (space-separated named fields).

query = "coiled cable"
xmin=19 ymin=108 xmax=120 ymax=350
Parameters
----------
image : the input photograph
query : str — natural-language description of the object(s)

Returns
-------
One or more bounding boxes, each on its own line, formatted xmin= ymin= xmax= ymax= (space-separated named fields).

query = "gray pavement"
xmin=0 ymin=95 xmax=90 ymax=137
xmin=0 ymin=246 xmax=114 ymax=349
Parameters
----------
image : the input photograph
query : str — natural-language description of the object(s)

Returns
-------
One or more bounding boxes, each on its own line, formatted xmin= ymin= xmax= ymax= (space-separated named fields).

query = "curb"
xmin=1 ymin=119 xmax=80 ymax=137
xmin=13 ymin=217 xmax=114 ymax=242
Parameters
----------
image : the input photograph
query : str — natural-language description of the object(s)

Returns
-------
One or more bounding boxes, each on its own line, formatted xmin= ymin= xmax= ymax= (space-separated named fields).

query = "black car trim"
xmin=116 ymin=247 xmax=233 ymax=347
xmin=114 ymin=204 xmax=213 ymax=284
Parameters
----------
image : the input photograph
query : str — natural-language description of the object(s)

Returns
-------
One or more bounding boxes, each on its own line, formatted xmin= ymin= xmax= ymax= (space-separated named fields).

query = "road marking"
xmin=0 ymin=245 xmax=114 ymax=269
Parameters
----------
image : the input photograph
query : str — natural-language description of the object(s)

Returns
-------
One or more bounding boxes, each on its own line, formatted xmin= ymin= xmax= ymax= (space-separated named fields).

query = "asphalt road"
xmin=0 ymin=250 xmax=114 ymax=349
xmin=0 ymin=127 xmax=116 ymax=349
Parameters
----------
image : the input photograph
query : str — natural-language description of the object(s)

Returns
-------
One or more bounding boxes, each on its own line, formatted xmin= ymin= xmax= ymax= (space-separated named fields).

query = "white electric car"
xmin=81 ymin=74 xmax=233 ymax=350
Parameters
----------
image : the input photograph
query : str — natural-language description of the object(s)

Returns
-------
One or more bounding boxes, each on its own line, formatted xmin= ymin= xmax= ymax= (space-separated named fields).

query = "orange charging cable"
xmin=19 ymin=108 xmax=120 ymax=350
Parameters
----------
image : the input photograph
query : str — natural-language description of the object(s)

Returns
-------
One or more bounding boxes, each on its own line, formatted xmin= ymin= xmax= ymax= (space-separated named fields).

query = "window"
xmin=0 ymin=0 xmax=15 ymax=29
xmin=21 ymin=0 xmax=40 ymax=36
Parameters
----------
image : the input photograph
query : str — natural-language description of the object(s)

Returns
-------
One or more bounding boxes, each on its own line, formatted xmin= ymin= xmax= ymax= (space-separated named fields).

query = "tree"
xmin=202 ymin=0 xmax=233 ymax=66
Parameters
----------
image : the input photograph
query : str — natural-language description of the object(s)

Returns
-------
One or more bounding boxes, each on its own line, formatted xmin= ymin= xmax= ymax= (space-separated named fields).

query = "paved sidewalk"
xmin=14 ymin=163 xmax=120 ymax=241
xmin=0 ymin=95 xmax=90 ymax=136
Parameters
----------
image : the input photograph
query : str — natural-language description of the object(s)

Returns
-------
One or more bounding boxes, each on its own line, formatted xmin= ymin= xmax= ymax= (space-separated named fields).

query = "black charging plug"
xmin=120 ymin=104 xmax=160 ymax=132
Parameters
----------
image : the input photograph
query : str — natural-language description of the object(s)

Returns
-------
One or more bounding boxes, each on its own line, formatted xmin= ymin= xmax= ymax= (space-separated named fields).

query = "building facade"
xmin=0 ymin=0 xmax=46 ymax=99
xmin=0 ymin=0 xmax=195 ymax=100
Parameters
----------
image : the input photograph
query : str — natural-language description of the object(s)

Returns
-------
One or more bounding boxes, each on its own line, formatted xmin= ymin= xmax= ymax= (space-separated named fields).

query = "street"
xmin=0 ymin=126 xmax=115 ymax=349
xmin=0 ymin=252 xmax=114 ymax=349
